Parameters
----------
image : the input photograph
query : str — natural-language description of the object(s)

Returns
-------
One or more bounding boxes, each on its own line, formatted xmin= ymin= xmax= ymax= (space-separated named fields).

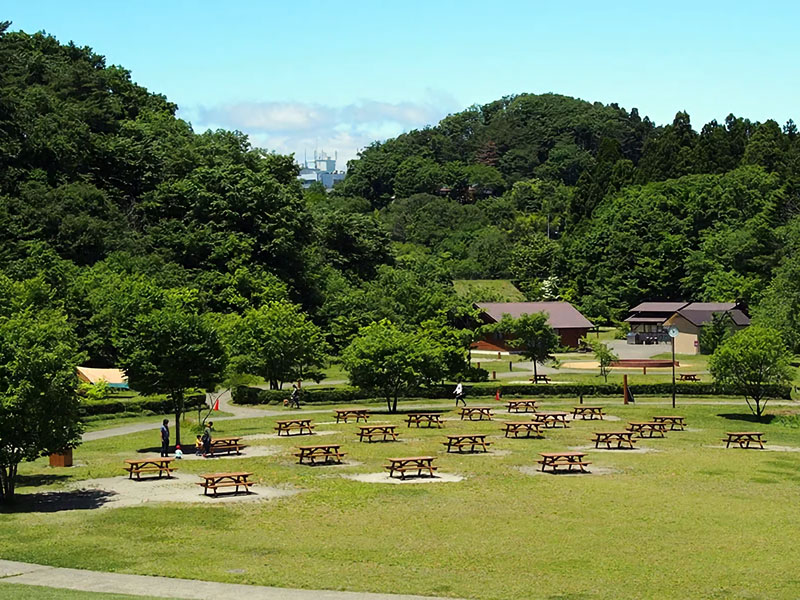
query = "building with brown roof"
xmin=472 ymin=302 xmax=594 ymax=350
xmin=664 ymin=303 xmax=750 ymax=354
xmin=624 ymin=301 xmax=690 ymax=343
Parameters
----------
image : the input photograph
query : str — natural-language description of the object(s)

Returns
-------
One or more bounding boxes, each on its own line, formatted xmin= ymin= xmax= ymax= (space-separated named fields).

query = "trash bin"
xmin=49 ymin=448 xmax=73 ymax=467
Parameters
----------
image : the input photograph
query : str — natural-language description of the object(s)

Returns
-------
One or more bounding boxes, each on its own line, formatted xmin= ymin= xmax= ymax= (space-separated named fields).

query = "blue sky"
xmin=7 ymin=1 xmax=800 ymax=167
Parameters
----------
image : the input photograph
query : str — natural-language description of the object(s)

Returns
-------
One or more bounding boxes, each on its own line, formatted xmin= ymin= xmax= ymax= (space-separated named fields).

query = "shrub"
xmin=80 ymin=393 xmax=206 ymax=416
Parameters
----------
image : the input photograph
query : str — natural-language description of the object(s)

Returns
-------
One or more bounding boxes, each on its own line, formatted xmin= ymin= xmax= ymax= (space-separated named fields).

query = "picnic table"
xmin=502 ymin=421 xmax=544 ymax=438
xmin=459 ymin=406 xmax=494 ymax=421
xmin=274 ymin=418 xmax=315 ymax=436
xmin=724 ymin=432 xmax=766 ymax=449
xmin=405 ymin=412 xmax=444 ymax=428
xmin=294 ymin=444 xmax=346 ymax=465
xmin=334 ymin=408 xmax=370 ymax=423
xmin=207 ymin=437 xmax=246 ymax=456
xmin=626 ymin=421 xmax=667 ymax=438
xmin=123 ymin=457 xmax=175 ymax=480
xmin=538 ymin=452 xmax=590 ymax=473
xmin=506 ymin=400 xmax=539 ymax=413
xmin=532 ymin=411 xmax=570 ymax=428
xmin=196 ymin=472 xmax=253 ymax=496
xmin=572 ymin=406 xmax=605 ymax=420
xmin=385 ymin=456 xmax=437 ymax=479
xmin=679 ymin=373 xmax=700 ymax=381
xmin=651 ymin=416 xmax=686 ymax=431
xmin=530 ymin=374 xmax=551 ymax=384
xmin=357 ymin=424 xmax=398 ymax=442
xmin=443 ymin=434 xmax=491 ymax=453
xmin=592 ymin=431 xmax=637 ymax=449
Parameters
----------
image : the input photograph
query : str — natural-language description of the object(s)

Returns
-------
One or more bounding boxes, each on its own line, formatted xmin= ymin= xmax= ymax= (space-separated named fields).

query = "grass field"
xmin=0 ymin=584 xmax=168 ymax=600
xmin=452 ymin=279 xmax=526 ymax=302
xmin=2 ymin=397 xmax=800 ymax=599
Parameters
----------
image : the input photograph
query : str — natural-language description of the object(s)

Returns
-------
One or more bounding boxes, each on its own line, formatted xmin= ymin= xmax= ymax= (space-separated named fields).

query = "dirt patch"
xmin=242 ymin=430 xmax=338 ymax=441
xmin=516 ymin=465 xmax=620 ymax=476
xmin=177 ymin=445 xmax=281 ymax=461
xmin=569 ymin=445 xmax=661 ymax=454
xmin=705 ymin=444 xmax=800 ymax=452
xmin=343 ymin=472 xmax=464 ymax=484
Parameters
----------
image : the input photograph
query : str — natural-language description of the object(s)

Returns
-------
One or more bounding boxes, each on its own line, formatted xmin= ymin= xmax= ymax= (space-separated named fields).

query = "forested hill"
xmin=2 ymin=23 xmax=800 ymax=368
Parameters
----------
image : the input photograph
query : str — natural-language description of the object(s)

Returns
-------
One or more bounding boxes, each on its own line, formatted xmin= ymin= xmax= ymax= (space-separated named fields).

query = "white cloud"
xmin=183 ymin=93 xmax=460 ymax=169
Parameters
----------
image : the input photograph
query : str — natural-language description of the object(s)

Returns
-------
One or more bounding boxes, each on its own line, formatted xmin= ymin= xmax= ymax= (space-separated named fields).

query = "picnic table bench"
xmin=592 ymin=431 xmax=637 ymax=449
xmin=405 ymin=412 xmax=444 ymax=428
xmin=294 ymin=444 xmax=346 ymax=465
xmin=443 ymin=434 xmax=491 ymax=453
xmin=196 ymin=472 xmax=253 ymax=496
xmin=357 ymin=424 xmax=398 ymax=442
xmin=502 ymin=421 xmax=545 ymax=438
xmin=274 ymin=418 xmax=315 ymax=436
xmin=572 ymin=406 xmax=605 ymax=420
xmin=334 ymin=408 xmax=370 ymax=423
xmin=679 ymin=373 xmax=700 ymax=381
xmin=626 ymin=421 xmax=667 ymax=438
xmin=123 ymin=457 xmax=175 ymax=480
xmin=651 ymin=416 xmax=686 ymax=431
xmin=532 ymin=411 xmax=570 ymax=428
xmin=385 ymin=456 xmax=437 ymax=479
xmin=538 ymin=452 xmax=590 ymax=473
xmin=724 ymin=432 xmax=766 ymax=449
xmin=506 ymin=400 xmax=539 ymax=413
xmin=530 ymin=374 xmax=551 ymax=384
xmin=208 ymin=437 xmax=247 ymax=456
xmin=459 ymin=406 xmax=494 ymax=421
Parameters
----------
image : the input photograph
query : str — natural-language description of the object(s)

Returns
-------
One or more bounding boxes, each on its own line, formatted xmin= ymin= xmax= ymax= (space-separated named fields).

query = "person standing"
xmin=202 ymin=421 xmax=213 ymax=457
xmin=454 ymin=380 xmax=466 ymax=406
xmin=159 ymin=419 xmax=170 ymax=457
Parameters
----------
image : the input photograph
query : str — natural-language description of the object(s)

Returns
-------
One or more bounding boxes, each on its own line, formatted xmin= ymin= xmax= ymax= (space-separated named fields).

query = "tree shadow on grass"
xmin=15 ymin=473 xmax=71 ymax=487
xmin=717 ymin=413 xmax=775 ymax=424
xmin=0 ymin=489 xmax=118 ymax=513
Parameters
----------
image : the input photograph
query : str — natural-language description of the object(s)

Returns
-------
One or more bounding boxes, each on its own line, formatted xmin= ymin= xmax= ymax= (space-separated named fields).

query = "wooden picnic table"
xmin=651 ymin=416 xmax=686 ymax=431
xmin=572 ymin=406 xmax=605 ymax=420
xmin=123 ymin=457 xmax=175 ymax=480
xmin=530 ymin=374 xmax=551 ymax=384
xmin=357 ymin=424 xmax=398 ymax=442
xmin=538 ymin=452 xmax=590 ymax=473
xmin=275 ymin=418 xmax=315 ymax=436
xmin=592 ymin=431 xmax=637 ymax=449
xmin=294 ymin=444 xmax=346 ymax=465
xmin=679 ymin=373 xmax=701 ymax=381
xmin=506 ymin=399 xmax=539 ymax=413
xmin=626 ymin=421 xmax=667 ymax=438
xmin=208 ymin=437 xmax=247 ymax=456
xmin=502 ymin=421 xmax=544 ymax=438
xmin=385 ymin=456 xmax=437 ymax=479
xmin=459 ymin=406 xmax=494 ymax=421
xmin=405 ymin=412 xmax=444 ymax=428
xmin=196 ymin=472 xmax=253 ymax=496
xmin=443 ymin=434 xmax=491 ymax=453
xmin=334 ymin=408 xmax=370 ymax=423
xmin=532 ymin=411 xmax=570 ymax=428
xmin=724 ymin=432 xmax=766 ymax=449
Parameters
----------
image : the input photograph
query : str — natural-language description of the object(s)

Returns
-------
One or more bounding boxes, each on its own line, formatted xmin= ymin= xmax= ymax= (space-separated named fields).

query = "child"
xmin=174 ymin=444 xmax=183 ymax=459
xmin=194 ymin=435 xmax=203 ymax=456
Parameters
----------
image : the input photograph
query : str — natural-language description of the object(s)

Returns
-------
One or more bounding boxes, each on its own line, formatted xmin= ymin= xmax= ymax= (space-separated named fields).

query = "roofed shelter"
xmin=473 ymin=302 xmax=594 ymax=350
xmin=76 ymin=366 xmax=129 ymax=390
xmin=624 ymin=301 xmax=689 ymax=344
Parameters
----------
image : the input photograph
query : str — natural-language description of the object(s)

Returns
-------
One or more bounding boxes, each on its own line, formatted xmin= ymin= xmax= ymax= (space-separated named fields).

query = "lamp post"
xmin=668 ymin=326 xmax=679 ymax=409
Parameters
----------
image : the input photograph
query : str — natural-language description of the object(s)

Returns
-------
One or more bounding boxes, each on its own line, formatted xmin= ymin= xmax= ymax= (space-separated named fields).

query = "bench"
xmin=334 ymin=409 xmax=370 ymax=423
xmin=572 ymin=406 xmax=605 ymax=420
xmin=357 ymin=424 xmax=398 ymax=442
xmin=532 ymin=411 xmax=570 ymax=428
xmin=502 ymin=421 xmax=544 ymax=438
xmin=442 ymin=434 xmax=491 ymax=453
xmin=626 ymin=422 xmax=667 ymax=438
xmin=592 ymin=431 xmax=637 ymax=449
xmin=651 ymin=416 xmax=686 ymax=431
xmin=529 ymin=374 xmax=551 ymax=384
xmin=724 ymin=432 xmax=766 ymax=449
xmin=294 ymin=444 xmax=346 ymax=465
xmin=208 ymin=437 xmax=246 ymax=456
xmin=459 ymin=406 xmax=494 ymax=421
xmin=506 ymin=400 xmax=539 ymax=413
xmin=384 ymin=456 xmax=437 ymax=479
xmin=405 ymin=413 xmax=444 ymax=428
xmin=123 ymin=458 xmax=175 ymax=480
xmin=679 ymin=373 xmax=700 ymax=381
xmin=196 ymin=472 xmax=253 ymax=496
xmin=538 ymin=452 xmax=591 ymax=473
xmin=275 ymin=419 xmax=315 ymax=436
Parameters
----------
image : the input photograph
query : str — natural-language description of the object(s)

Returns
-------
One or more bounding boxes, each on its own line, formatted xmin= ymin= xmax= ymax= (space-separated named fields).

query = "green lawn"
xmin=452 ymin=279 xmax=526 ymax=302
xmin=2 ymin=397 xmax=800 ymax=599
xmin=0 ymin=584 xmax=169 ymax=600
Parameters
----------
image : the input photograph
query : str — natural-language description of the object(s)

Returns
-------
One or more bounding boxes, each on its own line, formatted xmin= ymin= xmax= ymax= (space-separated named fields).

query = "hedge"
xmin=232 ymin=382 xmax=792 ymax=405
xmin=80 ymin=393 xmax=207 ymax=416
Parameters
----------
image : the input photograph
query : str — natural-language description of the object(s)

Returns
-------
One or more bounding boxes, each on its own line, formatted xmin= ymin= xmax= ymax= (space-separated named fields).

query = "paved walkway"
xmin=0 ymin=559 xmax=460 ymax=600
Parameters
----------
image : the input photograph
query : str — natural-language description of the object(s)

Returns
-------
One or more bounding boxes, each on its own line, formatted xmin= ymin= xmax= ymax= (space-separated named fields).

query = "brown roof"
xmin=475 ymin=302 xmax=594 ymax=329
xmin=676 ymin=306 xmax=750 ymax=327
xmin=629 ymin=302 xmax=688 ymax=313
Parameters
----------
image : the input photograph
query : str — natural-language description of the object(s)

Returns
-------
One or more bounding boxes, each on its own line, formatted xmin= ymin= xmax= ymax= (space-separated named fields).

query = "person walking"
xmin=454 ymin=380 xmax=466 ymax=407
xmin=201 ymin=421 xmax=213 ymax=457
xmin=288 ymin=383 xmax=301 ymax=409
xmin=159 ymin=419 xmax=170 ymax=457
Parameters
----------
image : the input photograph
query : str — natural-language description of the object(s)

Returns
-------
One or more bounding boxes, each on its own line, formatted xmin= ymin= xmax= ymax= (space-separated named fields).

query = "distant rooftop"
xmin=475 ymin=302 xmax=594 ymax=329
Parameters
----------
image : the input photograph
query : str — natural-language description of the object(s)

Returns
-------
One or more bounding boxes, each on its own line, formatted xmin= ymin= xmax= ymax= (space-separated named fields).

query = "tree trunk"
xmin=532 ymin=360 xmax=539 ymax=382
xmin=0 ymin=462 xmax=18 ymax=502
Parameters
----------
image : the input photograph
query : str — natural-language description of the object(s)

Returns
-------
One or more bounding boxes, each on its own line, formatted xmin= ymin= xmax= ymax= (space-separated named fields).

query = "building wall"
xmin=667 ymin=314 xmax=701 ymax=355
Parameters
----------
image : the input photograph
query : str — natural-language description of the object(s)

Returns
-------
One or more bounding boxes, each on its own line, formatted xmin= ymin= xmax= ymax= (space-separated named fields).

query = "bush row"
xmin=232 ymin=382 xmax=792 ymax=405
xmin=80 ymin=393 xmax=207 ymax=416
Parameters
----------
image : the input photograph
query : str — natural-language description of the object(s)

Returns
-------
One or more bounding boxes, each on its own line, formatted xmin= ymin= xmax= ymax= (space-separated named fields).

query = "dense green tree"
xmin=482 ymin=312 xmax=559 ymax=380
